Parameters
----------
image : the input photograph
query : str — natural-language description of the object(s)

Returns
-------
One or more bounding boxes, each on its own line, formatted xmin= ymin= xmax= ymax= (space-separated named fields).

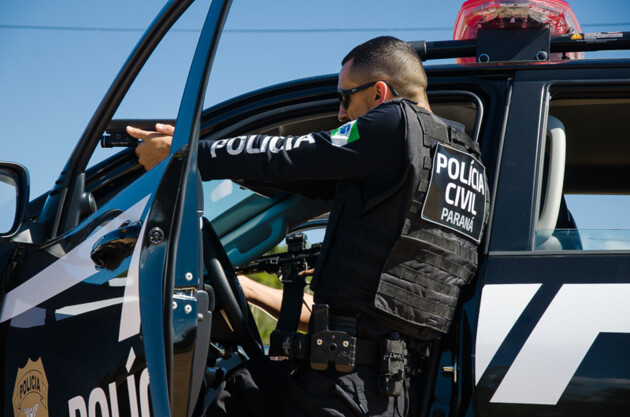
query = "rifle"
xmin=235 ymin=233 xmax=321 ymax=357
xmin=234 ymin=233 xmax=321 ymax=282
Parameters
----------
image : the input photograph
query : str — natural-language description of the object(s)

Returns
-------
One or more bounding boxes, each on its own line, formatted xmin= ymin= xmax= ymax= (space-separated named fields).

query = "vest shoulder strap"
xmin=405 ymin=102 xmax=480 ymax=158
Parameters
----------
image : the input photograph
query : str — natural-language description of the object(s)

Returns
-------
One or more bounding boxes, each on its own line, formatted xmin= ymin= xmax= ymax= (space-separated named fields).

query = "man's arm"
xmin=129 ymin=102 xmax=406 ymax=183
xmin=238 ymin=275 xmax=312 ymax=333
xmin=129 ymin=124 xmax=337 ymax=199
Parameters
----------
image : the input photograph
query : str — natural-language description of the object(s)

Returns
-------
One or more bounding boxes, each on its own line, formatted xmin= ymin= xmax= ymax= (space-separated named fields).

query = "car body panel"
xmin=2 ymin=172 xmax=157 ymax=416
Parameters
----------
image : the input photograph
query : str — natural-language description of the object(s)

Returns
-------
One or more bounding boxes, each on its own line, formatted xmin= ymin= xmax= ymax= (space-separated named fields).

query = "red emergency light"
xmin=453 ymin=0 xmax=583 ymax=62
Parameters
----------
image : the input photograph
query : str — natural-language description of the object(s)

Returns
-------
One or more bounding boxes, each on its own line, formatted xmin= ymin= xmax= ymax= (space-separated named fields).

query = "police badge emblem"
xmin=13 ymin=358 xmax=49 ymax=417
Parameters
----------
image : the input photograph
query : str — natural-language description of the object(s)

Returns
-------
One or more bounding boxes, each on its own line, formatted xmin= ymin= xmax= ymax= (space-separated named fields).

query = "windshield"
xmin=203 ymin=180 xmax=254 ymax=221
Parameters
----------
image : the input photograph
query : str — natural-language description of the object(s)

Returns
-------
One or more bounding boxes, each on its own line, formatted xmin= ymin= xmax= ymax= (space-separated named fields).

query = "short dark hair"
xmin=342 ymin=36 xmax=427 ymax=101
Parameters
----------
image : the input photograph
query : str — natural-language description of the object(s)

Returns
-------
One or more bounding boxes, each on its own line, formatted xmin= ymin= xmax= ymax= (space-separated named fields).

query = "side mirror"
xmin=0 ymin=162 xmax=30 ymax=238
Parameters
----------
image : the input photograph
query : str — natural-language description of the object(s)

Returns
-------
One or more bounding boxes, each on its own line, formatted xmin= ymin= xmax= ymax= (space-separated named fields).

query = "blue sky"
xmin=1 ymin=0 xmax=629 ymax=199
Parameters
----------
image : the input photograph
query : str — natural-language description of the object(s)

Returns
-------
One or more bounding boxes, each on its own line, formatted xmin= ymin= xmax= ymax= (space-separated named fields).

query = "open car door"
xmin=1 ymin=1 xmax=232 ymax=416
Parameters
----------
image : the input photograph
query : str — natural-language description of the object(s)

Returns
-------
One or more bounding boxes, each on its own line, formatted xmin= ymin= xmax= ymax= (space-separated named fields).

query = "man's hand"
xmin=299 ymin=268 xmax=315 ymax=277
xmin=127 ymin=123 xmax=174 ymax=171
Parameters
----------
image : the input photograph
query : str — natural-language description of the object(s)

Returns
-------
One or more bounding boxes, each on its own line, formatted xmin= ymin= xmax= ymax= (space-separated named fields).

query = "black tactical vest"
xmin=311 ymin=100 xmax=489 ymax=340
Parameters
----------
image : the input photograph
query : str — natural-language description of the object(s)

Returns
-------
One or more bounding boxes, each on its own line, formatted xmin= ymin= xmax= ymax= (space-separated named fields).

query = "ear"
xmin=374 ymin=81 xmax=391 ymax=105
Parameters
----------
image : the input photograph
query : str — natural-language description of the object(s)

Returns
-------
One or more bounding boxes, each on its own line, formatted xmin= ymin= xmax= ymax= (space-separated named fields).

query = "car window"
xmin=564 ymin=194 xmax=630 ymax=250
xmin=202 ymin=179 xmax=254 ymax=221
xmin=535 ymin=92 xmax=630 ymax=251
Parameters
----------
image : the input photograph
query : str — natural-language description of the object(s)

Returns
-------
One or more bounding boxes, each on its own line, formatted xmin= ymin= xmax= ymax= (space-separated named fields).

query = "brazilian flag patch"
xmin=330 ymin=120 xmax=360 ymax=147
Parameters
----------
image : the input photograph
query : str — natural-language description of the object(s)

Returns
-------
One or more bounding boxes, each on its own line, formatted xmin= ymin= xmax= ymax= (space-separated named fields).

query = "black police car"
xmin=2 ymin=0 xmax=630 ymax=416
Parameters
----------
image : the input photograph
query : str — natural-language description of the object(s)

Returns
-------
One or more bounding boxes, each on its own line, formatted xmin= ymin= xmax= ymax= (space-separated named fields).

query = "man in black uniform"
xmin=130 ymin=36 xmax=487 ymax=417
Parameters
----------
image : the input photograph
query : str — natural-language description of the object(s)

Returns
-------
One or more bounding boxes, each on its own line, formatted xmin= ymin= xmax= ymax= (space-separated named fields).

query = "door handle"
xmin=91 ymin=220 xmax=142 ymax=270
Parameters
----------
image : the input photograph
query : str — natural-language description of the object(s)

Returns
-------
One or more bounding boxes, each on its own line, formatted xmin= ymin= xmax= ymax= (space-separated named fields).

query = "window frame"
xmin=533 ymin=81 xmax=630 ymax=252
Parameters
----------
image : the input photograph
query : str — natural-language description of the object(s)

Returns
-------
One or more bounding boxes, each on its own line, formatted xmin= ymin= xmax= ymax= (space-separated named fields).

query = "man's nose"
xmin=337 ymin=104 xmax=348 ymax=123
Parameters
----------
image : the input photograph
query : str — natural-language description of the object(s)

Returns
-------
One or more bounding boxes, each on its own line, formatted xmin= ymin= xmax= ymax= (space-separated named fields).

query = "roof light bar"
xmin=453 ymin=0 xmax=583 ymax=62
xmin=411 ymin=31 xmax=630 ymax=62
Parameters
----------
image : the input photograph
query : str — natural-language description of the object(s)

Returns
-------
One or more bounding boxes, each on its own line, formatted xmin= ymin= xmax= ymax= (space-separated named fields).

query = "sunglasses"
xmin=337 ymin=80 xmax=399 ymax=110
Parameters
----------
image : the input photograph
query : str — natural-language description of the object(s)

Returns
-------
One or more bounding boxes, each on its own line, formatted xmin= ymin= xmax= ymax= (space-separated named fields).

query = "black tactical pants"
xmin=207 ymin=355 xmax=420 ymax=417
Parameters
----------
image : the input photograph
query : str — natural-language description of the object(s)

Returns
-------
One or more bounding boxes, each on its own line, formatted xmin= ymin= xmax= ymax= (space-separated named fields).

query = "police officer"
xmin=129 ymin=36 xmax=487 ymax=417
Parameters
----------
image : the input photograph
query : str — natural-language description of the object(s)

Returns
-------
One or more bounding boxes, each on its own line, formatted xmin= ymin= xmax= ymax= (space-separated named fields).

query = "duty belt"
xmin=270 ymin=306 xmax=380 ymax=369
xmin=271 ymin=304 xmax=414 ymax=398
xmin=270 ymin=305 xmax=406 ymax=371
